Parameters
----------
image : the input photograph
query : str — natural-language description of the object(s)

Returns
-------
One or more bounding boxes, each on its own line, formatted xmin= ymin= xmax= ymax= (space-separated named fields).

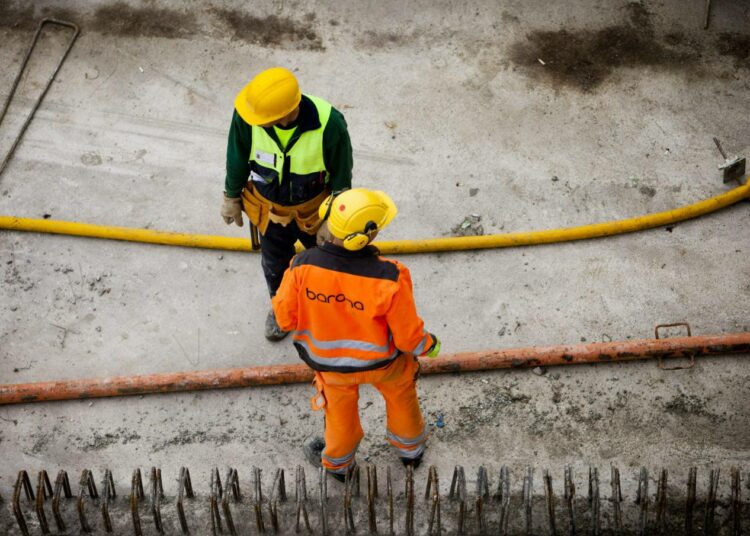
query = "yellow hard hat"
xmin=234 ymin=67 xmax=301 ymax=125
xmin=319 ymin=189 xmax=398 ymax=251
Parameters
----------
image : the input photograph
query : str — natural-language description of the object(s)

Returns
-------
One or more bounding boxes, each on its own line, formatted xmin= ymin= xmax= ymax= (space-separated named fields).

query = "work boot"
xmin=400 ymin=452 xmax=424 ymax=470
xmin=328 ymin=462 xmax=357 ymax=484
xmin=303 ymin=437 xmax=356 ymax=483
xmin=303 ymin=436 xmax=325 ymax=468
xmin=265 ymin=308 xmax=289 ymax=341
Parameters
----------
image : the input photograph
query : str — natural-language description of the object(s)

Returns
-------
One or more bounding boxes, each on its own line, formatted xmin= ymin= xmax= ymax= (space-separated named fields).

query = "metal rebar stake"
xmin=498 ymin=466 xmax=511 ymax=536
xmin=176 ymin=466 xmax=195 ymax=534
xmin=636 ymin=467 xmax=649 ymax=536
xmin=704 ymin=469 xmax=719 ymax=536
xmin=34 ymin=470 xmax=53 ymax=534
xmin=544 ymin=469 xmax=557 ymax=536
xmin=0 ymin=18 xmax=80 ymax=178
xmin=130 ymin=468 xmax=144 ymax=536
xmin=588 ymin=467 xmax=600 ymax=536
xmin=426 ymin=466 xmax=441 ymax=535
xmin=686 ymin=467 xmax=697 ymax=536
xmin=655 ymin=469 xmax=668 ymax=534
xmin=12 ymin=470 xmax=34 ymax=536
xmin=730 ymin=467 xmax=741 ymax=536
xmin=52 ymin=470 xmax=72 ymax=533
xmin=523 ymin=467 xmax=534 ymax=536
xmin=77 ymin=469 xmax=99 ymax=533
xmin=564 ymin=465 xmax=577 ymax=536
xmin=610 ymin=466 xmax=622 ymax=535
xmin=101 ymin=469 xmax=116 ymax=533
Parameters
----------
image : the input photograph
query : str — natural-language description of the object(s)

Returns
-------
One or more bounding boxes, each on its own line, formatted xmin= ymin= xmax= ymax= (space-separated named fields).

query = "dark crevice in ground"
xmin=210 ymin=8 xmax=324 ymax=50
xmin=508 ymin=1 xmax=748 ymax=91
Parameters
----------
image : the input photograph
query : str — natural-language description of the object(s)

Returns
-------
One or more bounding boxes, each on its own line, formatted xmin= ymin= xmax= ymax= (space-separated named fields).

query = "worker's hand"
xmin=426 ymin=334 xmax=441 ymax=358
xmin=221 ymin=195 xmax=244 ymax=227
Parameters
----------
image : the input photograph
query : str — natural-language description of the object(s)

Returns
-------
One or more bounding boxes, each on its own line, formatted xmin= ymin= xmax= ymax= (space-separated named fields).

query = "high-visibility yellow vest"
xmin=248 ymin=95 xmax=332 ymax=204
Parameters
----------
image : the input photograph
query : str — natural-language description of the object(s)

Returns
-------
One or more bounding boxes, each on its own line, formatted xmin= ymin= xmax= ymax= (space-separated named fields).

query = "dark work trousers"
xmin=261 ymin=220 xmax=318 ymax=297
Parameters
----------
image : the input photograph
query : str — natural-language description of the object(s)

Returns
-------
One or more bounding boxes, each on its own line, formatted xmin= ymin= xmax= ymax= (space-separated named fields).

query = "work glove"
xmin=425 ymin=334 xmax=441 ymax=358
xmin=221 ymin=195 xmax=244 ymax=227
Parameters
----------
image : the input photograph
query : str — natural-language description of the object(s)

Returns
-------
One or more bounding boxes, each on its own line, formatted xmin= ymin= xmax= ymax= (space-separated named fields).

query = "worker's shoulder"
xmin=377 ymin=255 xmax=410 ymax=278
xmin=327 ymin=106 xmax=349 ymax=130
xmin=290 ymin=248 xmax=317 ymax=269
xmin=292 ymin=247 xmax=400 ymax=282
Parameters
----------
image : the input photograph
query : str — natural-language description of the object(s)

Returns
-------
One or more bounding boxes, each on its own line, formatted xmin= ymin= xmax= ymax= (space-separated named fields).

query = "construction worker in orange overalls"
xmin=272 ymin=188 xmax=440 ymax=481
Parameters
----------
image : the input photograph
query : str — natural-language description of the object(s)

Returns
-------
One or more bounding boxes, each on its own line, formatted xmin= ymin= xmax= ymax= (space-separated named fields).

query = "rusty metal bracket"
xmin=0 ymin=18 xmax=80 ymax=178
xmin=497 ymin=466 xmax=511 ymax=535
xmin=220 ymin=467 xmax=241 ymax=536
xmin=150 ymin=467 xmax=165 ymax=534
xmin=425 ymin=466 xmax=441 ymax=535
xmin=34 ymin=470 xmax=53 ymax=534
xmin=449 ymin=465 xmax=468 ymax=534
xmin=176 ymin=466 xmax=195 ymax=534
xmin=270 ymin=467 xmax=287 ymax=532
xmin=208 ymin=467 xmax=223 ymax=535
xmin=12 ymin=470 xmax=34 ymax=536
xmin=610 ymin=465 xmax=622 ymax=534
xmin=52 ymin=470 xmax=72 ymax=532
xmin=654 ymin=323 xmax=696 ymax=370
xmin=77 ymin=469 xmax=99 ymax=533
xmin=588 ymin=466 xmax=601 ymax=535
xmin=130 ymin=468 xmax=145 ymax=535
xmin=101 ymin=469 xmax=116 ymax=533
xmin=295 ymin=465 xmax=312 ymax=534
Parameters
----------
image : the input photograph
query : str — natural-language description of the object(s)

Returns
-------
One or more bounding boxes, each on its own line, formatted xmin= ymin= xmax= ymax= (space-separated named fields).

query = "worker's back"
xmin=273 ymin=242 xmax=434 ymax=373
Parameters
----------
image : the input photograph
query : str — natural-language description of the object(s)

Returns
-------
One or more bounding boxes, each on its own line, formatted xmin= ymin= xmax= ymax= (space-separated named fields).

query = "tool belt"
xmin=240 ymin=183 xmax=328 ymax=236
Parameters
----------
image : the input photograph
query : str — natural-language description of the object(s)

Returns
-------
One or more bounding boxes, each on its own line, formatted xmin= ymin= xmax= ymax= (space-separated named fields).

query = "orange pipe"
xmin=1 ymin=332 xmax=748 ymax=405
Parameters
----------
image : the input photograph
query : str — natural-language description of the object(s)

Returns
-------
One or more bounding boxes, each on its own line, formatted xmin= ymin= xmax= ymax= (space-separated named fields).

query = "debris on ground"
xmin=451 ymin=214 xmax=484 ymax=236
xmin=435 ymin=413 xmax=445 ymax=428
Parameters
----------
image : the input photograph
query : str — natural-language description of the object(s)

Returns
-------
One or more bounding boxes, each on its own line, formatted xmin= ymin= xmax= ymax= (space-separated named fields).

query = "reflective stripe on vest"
xmin=249 ymin=95 xmax=332 ymax=190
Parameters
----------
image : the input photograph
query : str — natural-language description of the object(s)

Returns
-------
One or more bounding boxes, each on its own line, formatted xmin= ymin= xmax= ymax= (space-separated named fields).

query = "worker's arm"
xmin=225 ymin=110 xmax=253 ymax=198
xmin=271 ymin=261 xmax=300 ymax=332
xmin=323 ymin=107 xmax=353 ymax=194
xmin=384 ymin=262 xmax=438 ymax=357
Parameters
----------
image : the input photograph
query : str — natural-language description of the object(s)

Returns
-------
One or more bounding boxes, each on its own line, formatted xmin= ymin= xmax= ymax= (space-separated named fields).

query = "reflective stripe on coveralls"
xmin=388 ymin=428 xmax=427 ymax=459
xmin=322 ymin=448 xmax=358 ymax=473
xmin=311 ymin=355 xmax=427 ymax=473
xmin=411 ymin=333 xmax=431 ymax=356
xmin=295 ymin=339 xmax=400 ymax=371
xmin=272 ymin=243 xmax=434 ymax=472
xmin=295 ymin=329 xmax=394 ymax=353
xmin=273 ymin=243 xmax=435 ymax=373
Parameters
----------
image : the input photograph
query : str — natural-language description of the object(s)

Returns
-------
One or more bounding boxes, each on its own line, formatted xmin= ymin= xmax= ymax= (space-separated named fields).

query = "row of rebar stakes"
xmin=8 ymin=464 xmax=746 ymax=535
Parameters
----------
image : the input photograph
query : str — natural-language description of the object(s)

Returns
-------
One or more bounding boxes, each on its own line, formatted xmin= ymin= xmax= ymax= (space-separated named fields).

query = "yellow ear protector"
xmin=342 ymin=221 xmax=377 ymax=251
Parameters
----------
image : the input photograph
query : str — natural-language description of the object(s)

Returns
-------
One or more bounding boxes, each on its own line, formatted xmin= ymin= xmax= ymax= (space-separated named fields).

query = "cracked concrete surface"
xmin=0 ymin=0 xmax=749 ymax=533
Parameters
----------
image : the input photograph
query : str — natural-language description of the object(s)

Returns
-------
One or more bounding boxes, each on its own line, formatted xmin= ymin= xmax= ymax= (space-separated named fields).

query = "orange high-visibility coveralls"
xmin=272 ymin=242 xmax=437 ymax=474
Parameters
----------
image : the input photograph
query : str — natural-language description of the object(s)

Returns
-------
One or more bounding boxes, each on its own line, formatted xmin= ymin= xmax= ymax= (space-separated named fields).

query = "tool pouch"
xmin=240 ymin=185 xmax=270 ymax=234
xmin=241 ymin=183 xmax=327 ymax=236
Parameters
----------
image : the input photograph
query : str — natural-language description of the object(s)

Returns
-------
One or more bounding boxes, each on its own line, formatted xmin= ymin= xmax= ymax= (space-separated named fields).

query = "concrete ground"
xmin=0 ymin=0 xmax=749 ymax=533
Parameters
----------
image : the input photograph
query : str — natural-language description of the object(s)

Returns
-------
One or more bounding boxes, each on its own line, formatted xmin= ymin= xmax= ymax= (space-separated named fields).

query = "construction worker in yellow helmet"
xmin=272 ymin=188 xmax=441 ymax=481
xmin=221 ymin=67 xmax=353 ymax=341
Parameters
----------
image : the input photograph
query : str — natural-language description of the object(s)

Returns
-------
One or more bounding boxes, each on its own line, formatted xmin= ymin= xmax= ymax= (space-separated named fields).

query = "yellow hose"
xmin=1 ymin=180 xmax=748 ymax=255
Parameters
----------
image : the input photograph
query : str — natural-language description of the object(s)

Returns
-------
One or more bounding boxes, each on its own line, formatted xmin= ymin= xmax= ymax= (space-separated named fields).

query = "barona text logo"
xmin=306 ymin=288 xmax=364 ymax=311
